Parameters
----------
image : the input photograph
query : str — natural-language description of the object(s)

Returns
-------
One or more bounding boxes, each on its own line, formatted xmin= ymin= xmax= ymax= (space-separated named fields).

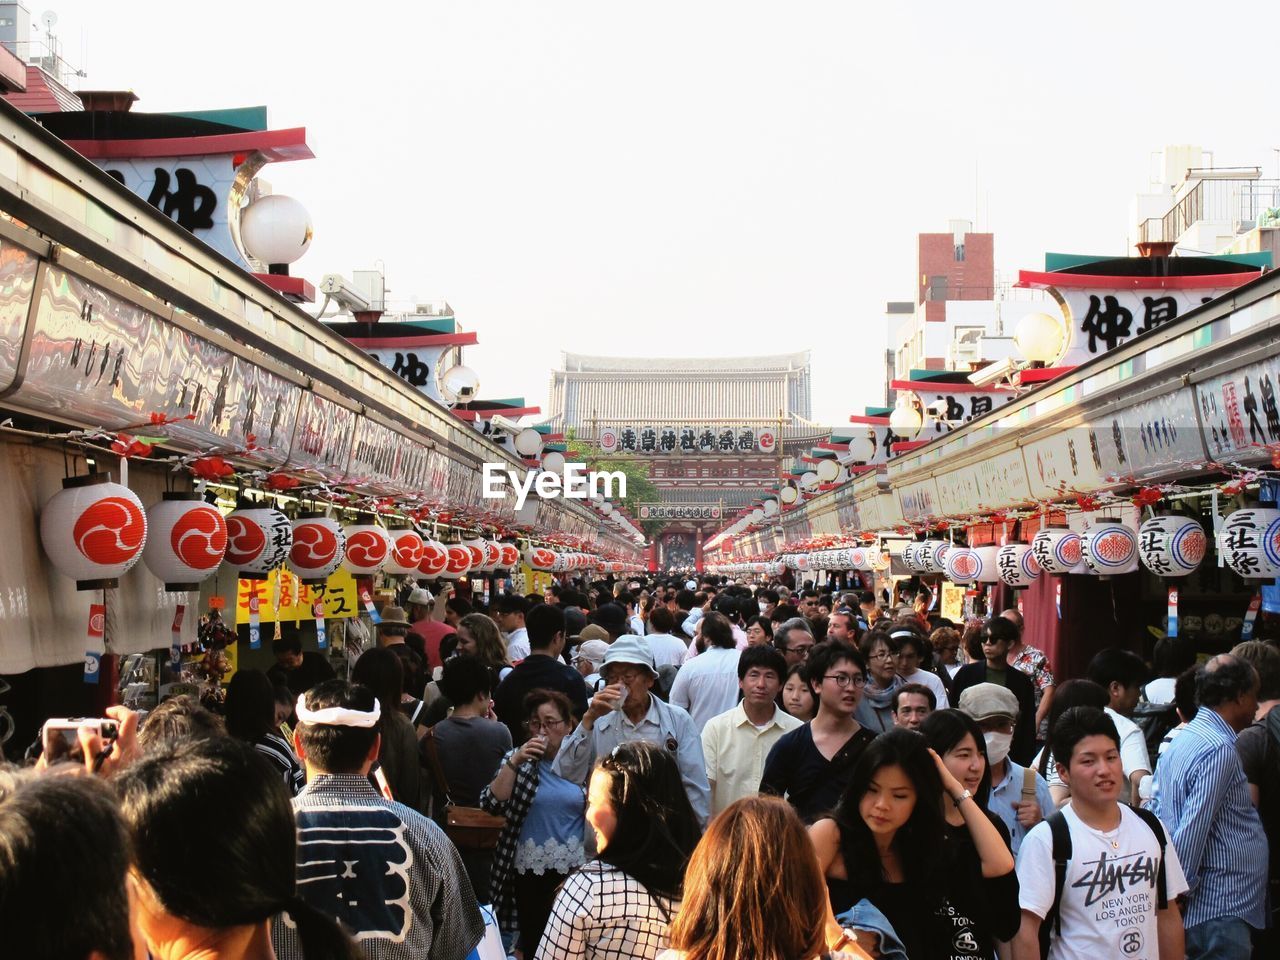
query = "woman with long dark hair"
xmin=353 ymin=647 xmax=426 ymax=811
xmin=116 ymin=736 xmax=361 ymax=960
xmin=223 ymin=668 xmax=304 ymax=795
xmin=809 ymin=727 xmax=1016 ymax=959
xmin=537 ymin=741 xmax=701 ymax=960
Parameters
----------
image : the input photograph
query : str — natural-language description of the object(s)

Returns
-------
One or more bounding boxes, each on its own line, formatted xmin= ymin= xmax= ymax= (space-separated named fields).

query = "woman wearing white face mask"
xmin=954 ymin=683 xmax=1055 ymax=855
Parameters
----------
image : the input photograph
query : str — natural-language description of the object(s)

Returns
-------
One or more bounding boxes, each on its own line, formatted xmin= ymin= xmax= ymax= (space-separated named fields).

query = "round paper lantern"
xmin=1138 ymin=516 xmax=1206 ymax=577
xmin=483 ymin=540 xmax=503 ymax=571
xmin=383 ymin=529 xmax=426 ymax=575
xmin=1031 ymin=524 xmax=1084 ymax=574
xmin=341 ymin=524 xmax=393 ymax=576
xmin=971 ymin=546 xmax=1001 ymax=583
xmin=417 ymin=539 xmax=449 ymax=578
xmin=1080 ymin=519 xmax=1139 ymax=576
xmin=498 ymin=543 xmax=520 ymax=569
xmin=143 ymin=492 xmax=228 ymax=591
xmin=513 ymin=428 xmax=544 ymax=457
xmin=848 ymin=546 xmax=867 ymax=570
xmin=900 ymin=542 xmax=926 ymax=573
xmin=997 ymin=543 xmax=1041 ymax=588
xmin=780 ymin=485 xmax=799 ymax=505
xmin=223 ymin=504 xmax=292 ymax=580
xmin=464 ymin=539 xmax=486 ymax=571
xmin=944 ymin=546 xmax=980 ymax=585
xmin=288 ymin=515 xmax=346 ymax=584
xmin=794 ymin=553 xmax=811 ymax=572
xmin=920 ymin=539 xmax=951 ymax=574
xmin=1220 ymin=507 xmax=1280 ymax=580
xmin=41 ymin=474 xmax=148 ymax=590
xmin=440 ymin=543 xmax=473 ymax=579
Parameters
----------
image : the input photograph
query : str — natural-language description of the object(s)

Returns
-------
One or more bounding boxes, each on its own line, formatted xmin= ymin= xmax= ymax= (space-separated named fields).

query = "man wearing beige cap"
xmin=958 ymin=682 xmax=1055 ymax=855
xmin=571 ymin=627 xmax=611 ymax=695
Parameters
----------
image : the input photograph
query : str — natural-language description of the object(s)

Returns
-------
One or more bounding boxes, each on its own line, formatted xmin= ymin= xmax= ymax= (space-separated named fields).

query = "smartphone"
xmin=41 ymin=717 xmax=119 ymax=764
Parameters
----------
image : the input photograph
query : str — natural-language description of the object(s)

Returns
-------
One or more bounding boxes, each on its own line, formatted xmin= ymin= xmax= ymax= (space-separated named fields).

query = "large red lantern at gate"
xmin=143 ymin=492 xmax=227 ymax=591
xmin=41 ymin=474 xmax=148 ymax=589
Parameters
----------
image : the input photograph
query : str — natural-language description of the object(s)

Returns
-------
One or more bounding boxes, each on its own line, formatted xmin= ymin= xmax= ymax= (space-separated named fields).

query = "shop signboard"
xmin=1113 ymin=387 xmax=1207 ymax=480
xmin=0 ymin=239 xmax=39 ymax=393
xmin=235 ymin=567 xmax=359 ymax=623
xmin=285 ymin=391 xmax=355 ymax=480
xmin=607 ymin=424 xmax=771 ymax=454
xmin=1196 ymin=355 xmax=1280 ymax=465
xmin=897 ymin=477 xmax=941 ymax=522
xmin=934 ymin=447 xmax=1031 ymax=516
xmin=636 ymin=504 xmax=723 ymax=520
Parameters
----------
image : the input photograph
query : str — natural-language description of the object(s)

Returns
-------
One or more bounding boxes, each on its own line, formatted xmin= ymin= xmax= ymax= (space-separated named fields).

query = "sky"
xmin=40 ymin=0 xmax=1280 ymax=428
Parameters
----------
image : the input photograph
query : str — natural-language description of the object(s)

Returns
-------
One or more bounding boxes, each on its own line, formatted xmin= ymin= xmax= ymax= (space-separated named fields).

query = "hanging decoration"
xmin=287 ymin=514 xmax=346 ymax=585
xmin=383 ymin=529 xmax=426 ymax=575
xmin=482 ymin=540 xmax=503 ymax=572
xmin=142 ymin=492 xmax=227 ymax=591
xmin=920 ymin=539 xmax=951 ymax=574
xmin=1136 ymin=516 xmax=1206 ymax=577
xmin=526 ymin=545 xmax=558 ymax=571
xmin=340 ymin=523 xmax=393 ymax=576
xmin=1080 ymin=519 xmax=1139 ymax=576
xmin=944 ymin=546 xmax=980 ymax=585
xmin=41 ymin=474 xmax=148 ymax=590
xmin=223 ymin=504 xmax=292 ymax=580
xmin=463 ymin=538 xmax=487 ymax=571
xmin=972 ymin=545 xmax=1001 ymax=583
xmin=1031 ymin=524 xmax=1085 ymax=574
xmin=997 ymin=543 xmax=1041 ymax=588
xmin=418 ymin=539 xmax=450 ymax=578
xmin=440 ymin=543 xmax=473 ymax=579
xmin=1220 ymin=506 xmax=1280 ymax=580
xmin=498 ymin=542 xmax=521 ymax=569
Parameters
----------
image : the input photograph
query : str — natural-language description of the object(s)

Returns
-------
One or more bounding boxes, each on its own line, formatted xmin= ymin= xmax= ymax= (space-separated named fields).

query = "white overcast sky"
xmin=45 ymin=1 xmax=1280 ymax=426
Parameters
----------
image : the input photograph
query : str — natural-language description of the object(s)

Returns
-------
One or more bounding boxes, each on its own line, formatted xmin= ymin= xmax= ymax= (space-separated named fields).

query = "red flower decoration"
xmin=264 ymin=473 xmax=301 ymax=492
xmin=110 ymin=434 xmax=154 ymax=459
xmin=191 ymin=456 xmax=235 ymax=481
xmin=1131 ymin=487 xmax=1163 ymax=508
xmin=1075 ymin=494 xmax=1101 ymax=512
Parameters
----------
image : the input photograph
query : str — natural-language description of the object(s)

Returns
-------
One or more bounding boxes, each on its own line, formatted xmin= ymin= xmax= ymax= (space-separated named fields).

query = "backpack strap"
xmin=1130 ymin=806 xmax=1169 ymax=910
xmin=1047 ymin=811 xmax=1072 ymax=939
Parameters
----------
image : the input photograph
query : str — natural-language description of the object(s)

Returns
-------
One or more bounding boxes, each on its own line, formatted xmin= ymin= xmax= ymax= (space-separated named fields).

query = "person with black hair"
xmin=1146 ymin=635 xmax=1196 ymax=704
xmin=774 ymin=618 xmax=816 ymax=668
xmin=701 ymin=644 xmax=801 ymax=816
xmin=670 ymin=612 xmax=742 ymax=731
xmin=538 ymin=741 xmax=701 ymax=960
xmin=353 ymin=647 xmax=426 ymax=812
xmin=1150 ymin=655 xmax=1265 ymax=959
xmin=137 ymin=694 xmax=227 ymax=752
xmin=286 ymin=680 xmax=484 ymax=959
xmin=760 ymin=642 xmax=877 ymax=823
xmin=1085 ymin=647 xmax=1152 ymax=805
xmin=1232 ymin=641 xmax=1280 ymax=954
xmin=494 ymin=603 xmax=589 ymax=743
xmin=950 ymin=618 xmax=1037 ymax=765
xmin=0 ymin=771 xmax=136 ymax=960
xmin=890 ymin=682 xmax=935 ymax=730
xmin=1030 ymin=679 xmax=1110 ymax=808
xmin=893 ymin=628 xmax=950 ymax=710
xmin=496 ymin=593 xmax=532 ymax=660
xmin=114 ymin=736 xmax=363 ymax=960
xmin=268 ymin=634 xmax=336 ymax=699
xmin=1014 ymin=706 xmax=1187 ymax=960
xmin=809 ymin=727 xmax=1015 ymax=959
xmin=225 ymin=668 xmax=306 ymax=795
xmin=855 ymin=629 xmax=905 ymax=733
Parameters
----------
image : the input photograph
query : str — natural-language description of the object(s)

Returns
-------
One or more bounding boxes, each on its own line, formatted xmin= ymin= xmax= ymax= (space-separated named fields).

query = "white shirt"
xmin=629 ymin=614 xmax=645 ymax=636
xmin=701 ymin=702 xmax=802 ymax=817
xmin=1017 ymin=803 xmax=1188 ymax=960
xmin=505 ymin=626 xmax=530 ymax=662
xmin=1107 ymin=707 xmax=1153 ymax=779
xmin=900 ymin=668 xmax=949 ymax=709
xmin=1144 ymin=677 xmax=1176 ymax=704
xmin=646 ymin=633 xmax=689 ymax=669
xmin=668 ymin=646 xmax=742 ymax=731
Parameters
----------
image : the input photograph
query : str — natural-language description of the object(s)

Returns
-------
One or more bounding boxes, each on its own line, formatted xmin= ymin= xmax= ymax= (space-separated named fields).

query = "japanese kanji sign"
xmin=236 ymin=568 xmax=360 ymax=624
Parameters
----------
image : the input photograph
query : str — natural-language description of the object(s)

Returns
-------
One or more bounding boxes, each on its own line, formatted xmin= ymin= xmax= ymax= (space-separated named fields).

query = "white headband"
xmin=889 ymin=630 xmax=917 ymax=640
xmin=295 ymin=695 xmax=382 ymax=728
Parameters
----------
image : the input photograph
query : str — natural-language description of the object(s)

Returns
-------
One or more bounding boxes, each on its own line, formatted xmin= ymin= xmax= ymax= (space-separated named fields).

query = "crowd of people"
xmin=2 ymin=572 xmax=1277 ymax=960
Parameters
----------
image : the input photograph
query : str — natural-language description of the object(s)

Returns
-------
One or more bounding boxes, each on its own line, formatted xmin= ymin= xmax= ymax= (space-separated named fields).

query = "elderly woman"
xmin=482 ymin=689 xmax=587 ymax=958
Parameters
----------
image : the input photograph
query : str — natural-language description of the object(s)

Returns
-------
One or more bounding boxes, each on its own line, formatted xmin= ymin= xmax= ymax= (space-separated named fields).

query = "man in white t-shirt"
xmin=669 ymin=612 xmax=741 ymax=731
xmin=1088 ymin=648 xmax=1153 ymax=805
xmin=1013 ymin=705 xmax=1187 ymax=960
xmin=644 ymin=606 xmax=690 ymax=669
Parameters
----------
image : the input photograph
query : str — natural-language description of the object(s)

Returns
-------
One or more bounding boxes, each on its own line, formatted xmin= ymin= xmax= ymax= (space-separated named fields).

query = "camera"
xmin=41 ymin=717 xmax=119 ymax=764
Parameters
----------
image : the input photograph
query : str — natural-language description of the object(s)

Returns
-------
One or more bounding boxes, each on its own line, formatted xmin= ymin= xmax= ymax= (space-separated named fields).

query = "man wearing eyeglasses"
xmin=774 ymin=618 xmax=816 ymax=668
xmin=950 ymin=617 xmax=1038 ymax=765
xmin=493 ymin=605 xmax=589 ymax=744
xmin=760 ymin=641 xmax=876 ymax=823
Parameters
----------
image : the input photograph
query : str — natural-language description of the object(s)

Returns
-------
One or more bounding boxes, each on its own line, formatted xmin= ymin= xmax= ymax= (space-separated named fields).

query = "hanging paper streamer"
xmin=85 ymin=602 xmax=105 ymax=684
xmin=248 ymin=595 xmax=262 ymax=650
xmin=1167 ymin=588 xmax=1178 ymax=639
xmin=1055 ymin=581 xmax=1062 ymax=621
xmin=171 ymin=604 xmax=186 ymax=668
xmin=359 ymin=586 xmax=382 ymax=625
xmin=1242 ymin=592 xmax=1262 ymax=640
xmin=313 ymin=599 xmax=328 ymax=650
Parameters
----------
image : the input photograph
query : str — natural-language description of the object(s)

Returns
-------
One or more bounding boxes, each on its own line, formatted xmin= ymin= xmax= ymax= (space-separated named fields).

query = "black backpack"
xmin=1039 ymin=806 xmax=1169 ymax=958
xmin=1131 ymin=695 xmax=1180 ymax=768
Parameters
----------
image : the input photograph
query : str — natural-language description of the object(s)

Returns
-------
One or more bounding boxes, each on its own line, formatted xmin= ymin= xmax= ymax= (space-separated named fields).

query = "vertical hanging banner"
xmin=359 ymin=585 xmax=381 ymax=624
xmin=1167 ymin=588 xmax=1178 ymax=638
xmin=313 ymin=599 xmax=328 ymax=650
xmin=1055 ymin=581 xmax=1062 ymax=621
xmin=248 ymin=595 xmax=262 ymax=649
xmin=85 ymin=602 xmax=106 ymax=684
xmin=171 ymin=604 xmax=186 ymax=667
xmin=1242 ymin=592 xmax=1262 ymax=640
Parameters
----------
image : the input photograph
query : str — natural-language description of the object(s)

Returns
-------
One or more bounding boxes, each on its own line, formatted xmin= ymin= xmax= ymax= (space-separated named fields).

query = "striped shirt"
xmin=1150 ymin=706 xmax=1268 ymax=929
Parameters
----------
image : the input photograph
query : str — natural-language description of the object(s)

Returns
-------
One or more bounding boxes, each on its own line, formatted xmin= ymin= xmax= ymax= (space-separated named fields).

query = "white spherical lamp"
xmin=779 ymin=484 xmax=799 ymax=505
xmin=1014 ymin=311 xmax=1067 ymax=365
xmin=438 ymin=364 xmax=480 ymax=404
xmin=817 ymin=458 xmax=841 ymax=483
xmin=800 ymin=471 xmax=819 ymax=490
xmin=542 ymin=451 xmax=566 ymax=474
xmin=514 ymin=428 xmax=544 ymax=458
xmin=889 ymin=396 xmax=923 ymax=436
xmin=240 ymin=195 xmax=313 ymax=266
xmin=763 ymin=499 xmax=779 ymax=517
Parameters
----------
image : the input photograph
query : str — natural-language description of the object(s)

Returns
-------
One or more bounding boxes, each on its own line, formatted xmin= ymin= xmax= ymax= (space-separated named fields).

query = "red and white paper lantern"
xmin=288 ymin=515 xmax=346 ymax=584
xmin=341 ymin=524 xmax=393 ymax=576
xmin=526 ymin=545 xmax=558 ymax=571
xmin=1080 ymin=519 xmax=1139 ymax=577
xmin=1137 ymin=516 xmax=1206 ymax=577
xmin=224 ymin=505 xmax=292 ymax=580
xmin=944 ymin=546 xmax=979 ymax=585
xmin=1031 ymin=524 xmax=1084 ymax=575
xmin=997 ymin=543 xmax=1041 ymax=588
xmin=143 ymin=492 xmax=227 ymax=591
xmin=41 ymin=474 xmax=148 ymax=590
xmin=920 ymin=540 xmax=951 ymax=574
xmin=464 ymin=539 xmax=486 ymax=571
xmin=482 ymin=540 xmax=503 ymax=572
xmin=1220 ymin=507 xmax=1280 ymax=580
xmin=383 ymin=530 xmax=426 ymax=575
xmin=440 ymin=543 xmax=472 ymax=579
xmin=972 ymin=545 xmax=1001 ymax=583
xmin=498 ymin=542 xmax=520 ymax=569
xmin=417 ymin=539 xmax=450 ymax=579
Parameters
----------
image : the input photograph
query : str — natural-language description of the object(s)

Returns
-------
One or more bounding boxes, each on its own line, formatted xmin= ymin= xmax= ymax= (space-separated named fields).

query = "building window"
xmin=954 ymin=243 xmax=965 ymax=262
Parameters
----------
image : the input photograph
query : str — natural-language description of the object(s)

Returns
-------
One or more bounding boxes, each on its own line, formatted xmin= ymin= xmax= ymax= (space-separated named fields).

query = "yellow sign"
xmin=941 ymin=582 xmax=966 ymax=624
xmin=235 ymin=568 xmax=360 ymax=624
